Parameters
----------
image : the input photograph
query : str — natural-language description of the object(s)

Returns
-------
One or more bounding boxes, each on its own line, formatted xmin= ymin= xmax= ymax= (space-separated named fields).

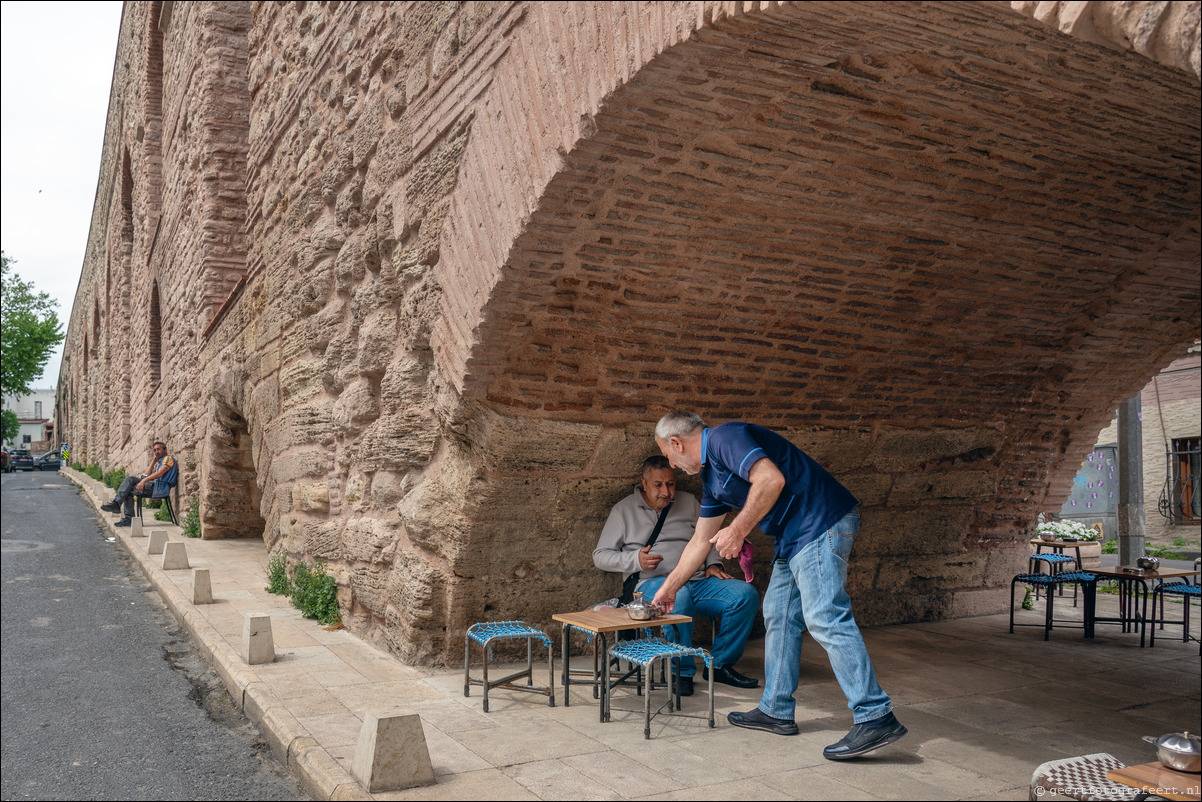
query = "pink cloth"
xmin=739 ymin=540 xmax=754 ymax=583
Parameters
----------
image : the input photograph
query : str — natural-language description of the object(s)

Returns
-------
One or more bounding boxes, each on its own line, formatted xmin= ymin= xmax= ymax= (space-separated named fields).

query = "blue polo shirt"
xmin=699 ymin=423 xmax=857 ymax=561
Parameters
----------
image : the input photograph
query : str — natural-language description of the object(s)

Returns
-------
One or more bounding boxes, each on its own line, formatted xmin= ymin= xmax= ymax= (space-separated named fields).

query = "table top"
xmin=552 ymin=607 xmax=692 ymax=633
xmin=1107 ymin=761 xmax=1201 ymax=801
xmin=1090 ymin=565 xmax=1201 ymax=581
xmin=1030 ymin=539 xmax=1099 ymax=549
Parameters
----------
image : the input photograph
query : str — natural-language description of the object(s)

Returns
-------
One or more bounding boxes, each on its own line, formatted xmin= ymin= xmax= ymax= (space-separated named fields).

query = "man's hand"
xmin=705 ymin=564 xmax=734 ymax=580
xmin=135 ymin=476 xmax=148 ymax=492
xmin=710 ymin=525 xmax=747 ymax=561
xmin=638 ymin=545 xmax=663 ymax=571
xmin=651 ymin=582 xmax=676 ymax=613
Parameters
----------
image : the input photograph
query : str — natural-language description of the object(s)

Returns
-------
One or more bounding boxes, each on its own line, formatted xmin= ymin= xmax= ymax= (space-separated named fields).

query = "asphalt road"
xmin=1 ymin=469 xmax=307 ymax=800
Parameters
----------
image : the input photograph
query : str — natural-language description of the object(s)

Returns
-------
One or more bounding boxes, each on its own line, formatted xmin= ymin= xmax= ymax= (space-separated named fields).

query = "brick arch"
xmin=414 ymin=0 xmax=1199 ymax=653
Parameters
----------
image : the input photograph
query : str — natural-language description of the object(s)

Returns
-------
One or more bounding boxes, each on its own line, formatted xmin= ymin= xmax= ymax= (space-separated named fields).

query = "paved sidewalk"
xmin=67 ymin=469 xmax=1200 ymax=801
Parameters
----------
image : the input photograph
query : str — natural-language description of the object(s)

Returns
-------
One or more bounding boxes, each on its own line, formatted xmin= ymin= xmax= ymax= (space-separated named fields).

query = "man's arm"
xmin=650 ymin=515 xmax=723 ymax=611
xmin=710 ymin=457 xmax=785 ymax=559
xmin=136 ymin=457 xmax=172 ymax=491
xmin=593 ymin=503 xmax=661 ymax=576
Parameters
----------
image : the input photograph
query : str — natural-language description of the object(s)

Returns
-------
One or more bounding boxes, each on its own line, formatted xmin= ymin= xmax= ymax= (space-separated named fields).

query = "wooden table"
xmin=551 ymin=607 xmax=691 ymax=722
xmin=1088 ymin=566 xmax=1201 ymax=647
xmin=1107 ymin=761 xmax=1201 ymax=801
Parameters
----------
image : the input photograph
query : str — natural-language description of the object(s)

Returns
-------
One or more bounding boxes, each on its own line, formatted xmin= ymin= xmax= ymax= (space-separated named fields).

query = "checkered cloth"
xmin=1029 ymin=753 xmax=1137 ymax=801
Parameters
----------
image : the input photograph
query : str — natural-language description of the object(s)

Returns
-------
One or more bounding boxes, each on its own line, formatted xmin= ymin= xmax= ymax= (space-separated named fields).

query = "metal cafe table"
xmin=551 ymin=607 xmax=690 ymax=723
xmin=1088 ymin=565 xmax=1201 ymax=647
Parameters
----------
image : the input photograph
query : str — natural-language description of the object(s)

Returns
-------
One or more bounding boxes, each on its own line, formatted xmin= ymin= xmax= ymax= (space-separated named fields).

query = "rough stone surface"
xmin=62 ymin=1 xmax=1200 ymax=665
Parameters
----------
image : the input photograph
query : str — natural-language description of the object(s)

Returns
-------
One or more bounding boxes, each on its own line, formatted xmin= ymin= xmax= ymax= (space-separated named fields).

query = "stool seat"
xmin=464 ymin=621 xmax=554 ymax=712
xmin=606 ymin=638 xmax=714 ymax=739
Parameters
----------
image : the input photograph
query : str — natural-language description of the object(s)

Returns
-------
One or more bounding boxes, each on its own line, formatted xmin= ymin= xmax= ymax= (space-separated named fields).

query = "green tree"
xmin=1 ymin=251 xmax=63 ymax=396
xmin=1 ymin=408 xmax=18 ymax=445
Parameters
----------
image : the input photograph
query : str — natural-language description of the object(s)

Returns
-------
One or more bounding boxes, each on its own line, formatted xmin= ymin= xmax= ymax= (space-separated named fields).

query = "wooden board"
xmin=1107 ymin=762 xmax=1200 ymax=801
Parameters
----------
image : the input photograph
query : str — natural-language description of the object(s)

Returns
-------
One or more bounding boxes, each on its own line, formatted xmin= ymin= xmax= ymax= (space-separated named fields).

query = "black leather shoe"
xmin=728 ymin=708 xmax=798 ymax=736
xmin=101 ymin=502 xmax=121 ymax=512
xmin=675 ymin=676 xmax=694 ymax=697
xmin=823 ymin=712 xmax=907 ymax=760
xmin=703 ymin=665 xmax=759 ymax=688
xmin=114 ymin=517 xmax=132 ymax=527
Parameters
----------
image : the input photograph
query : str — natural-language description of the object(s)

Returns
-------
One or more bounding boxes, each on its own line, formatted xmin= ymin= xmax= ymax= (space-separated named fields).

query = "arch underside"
xmin=468 ymin=1 xmax=1200 ymax=429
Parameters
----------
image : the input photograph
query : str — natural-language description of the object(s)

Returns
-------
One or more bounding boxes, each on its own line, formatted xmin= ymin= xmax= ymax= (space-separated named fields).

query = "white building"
xmin=2 ymin=389 xmax=56 ymax=450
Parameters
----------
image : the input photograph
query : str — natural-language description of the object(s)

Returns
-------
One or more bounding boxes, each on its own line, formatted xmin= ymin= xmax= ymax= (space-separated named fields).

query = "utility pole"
xmin=1117 ymin=393 xmax=1145 ymax=565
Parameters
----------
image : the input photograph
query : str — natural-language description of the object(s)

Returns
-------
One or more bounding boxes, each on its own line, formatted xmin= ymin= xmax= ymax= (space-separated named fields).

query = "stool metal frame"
xmin=464 ymin=621 xmax=555 ymax=712
xmin=604 ymin=637 xmax=714 ymax=739
xmin=1149 ymin=582 xmax=1200 ymax=653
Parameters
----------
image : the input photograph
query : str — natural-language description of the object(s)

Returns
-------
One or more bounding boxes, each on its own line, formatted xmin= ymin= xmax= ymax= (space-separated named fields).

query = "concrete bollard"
xmin=351 ymin=712 xmax=435 ymax=792
xmin=192 ymin=568 xmax=213 ymax=604
xmin=162 ymin=541 xmax=189 ymax=570
xmin=130 ymin=517 xmax=144 ymax=537
xmin=147 ymin=529 xmax=167 ymax=555
xmin=241 ymin=613 xmax=275 ymax=665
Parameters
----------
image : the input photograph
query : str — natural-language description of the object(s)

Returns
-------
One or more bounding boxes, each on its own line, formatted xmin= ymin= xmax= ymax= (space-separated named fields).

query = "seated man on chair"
xmin=101 ymin=440 xmax=175 ymax=527
xmin=593 ymin=455 xmax=760 ymax=695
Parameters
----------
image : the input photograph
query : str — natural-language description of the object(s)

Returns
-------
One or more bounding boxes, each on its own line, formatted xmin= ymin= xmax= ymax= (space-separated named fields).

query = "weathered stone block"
xmin=867 ymin=428 xmax=1002 ymax=472
xmin=358 ymin=412 xmax=439 ymax=472
xmin=292 ymin=482 xmax=331 ymax=512
xmin=334 ymin=378 xmax=380 ymax=428
xmin=585 ymin=424 xmax=658 ymax=475
xmin=351 ymin=712 xmax=434 ymax=792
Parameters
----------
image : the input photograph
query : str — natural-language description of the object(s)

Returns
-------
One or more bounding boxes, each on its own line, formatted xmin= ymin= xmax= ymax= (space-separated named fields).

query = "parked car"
xmin=33 ymin=451 xmax=62 ymax=471
xmin=11 ymin=449 xmax=34 ymax=471
xmin=1 ymin=448 xmax=10 ymax=473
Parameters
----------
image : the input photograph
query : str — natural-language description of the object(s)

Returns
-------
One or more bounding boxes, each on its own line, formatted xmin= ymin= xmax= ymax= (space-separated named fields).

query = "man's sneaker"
xmin=114 ymin=517 xmax=132 ymax=527
xmin=727 ymin=708 xmax=799 ymax=736
xmin=676 ymin=676 xmax=694 ymax=697
xmin=704 ymin=665 xmax=759 ymax=688
xmin=822 ymin=712 xmax=907 ymax=760
xmin=101 ymin=502 xmax=121 ymax=512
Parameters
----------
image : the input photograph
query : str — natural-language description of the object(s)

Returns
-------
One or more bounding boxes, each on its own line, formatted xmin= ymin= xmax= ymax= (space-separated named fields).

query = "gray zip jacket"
xmin=593 ymin=490 xmax=720 ymax=589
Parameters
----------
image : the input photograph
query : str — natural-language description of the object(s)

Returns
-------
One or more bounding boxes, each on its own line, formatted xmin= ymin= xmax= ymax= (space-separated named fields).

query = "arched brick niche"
xmin=418 ymin=1 xmax=1199 ymax=658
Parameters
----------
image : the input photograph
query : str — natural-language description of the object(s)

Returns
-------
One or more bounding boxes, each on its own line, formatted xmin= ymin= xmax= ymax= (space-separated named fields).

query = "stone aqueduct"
xmin=61 ymin=1 xmax=1200 ymax=663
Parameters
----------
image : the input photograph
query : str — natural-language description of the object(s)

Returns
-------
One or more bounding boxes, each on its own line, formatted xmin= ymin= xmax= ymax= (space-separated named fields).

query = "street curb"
xmin=62 ymin=468 xmax=359 ymax=801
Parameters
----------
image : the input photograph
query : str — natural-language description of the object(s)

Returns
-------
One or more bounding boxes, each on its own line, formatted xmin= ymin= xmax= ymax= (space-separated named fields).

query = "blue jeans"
xmin=637 ymin=574 xmax=759 ymax=677
xmin=759 ymin=508 xmax=892 ymax=723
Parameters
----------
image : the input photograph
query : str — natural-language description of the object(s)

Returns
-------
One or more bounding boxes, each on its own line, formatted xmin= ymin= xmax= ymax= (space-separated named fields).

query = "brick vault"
xmin=62 ymin=1 xmax=1200 ymax=663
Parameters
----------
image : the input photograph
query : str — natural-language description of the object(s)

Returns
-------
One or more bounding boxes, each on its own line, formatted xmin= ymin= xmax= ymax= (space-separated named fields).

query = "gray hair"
xmin=655 ymin=410 xmax=705 ymax=441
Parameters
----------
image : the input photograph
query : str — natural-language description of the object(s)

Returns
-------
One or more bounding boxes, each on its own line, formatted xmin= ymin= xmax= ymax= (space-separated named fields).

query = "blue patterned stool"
xmin=464 ymin=621 xmax=554 ymax=712
xmin=1150 ymin=582 xmax=1200 ymax=652
xmin=606 ymin=637 xmax=714 ymax=739
xmin=1029 ymin=553 xmax=1081 ymax=606
xmin=1010 ymin=571 xmax=1097 ymax=640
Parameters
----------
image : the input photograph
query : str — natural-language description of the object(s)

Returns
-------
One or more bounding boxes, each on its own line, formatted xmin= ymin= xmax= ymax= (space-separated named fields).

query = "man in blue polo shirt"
xmin=650 ymin=410 xmax=906 ymax=760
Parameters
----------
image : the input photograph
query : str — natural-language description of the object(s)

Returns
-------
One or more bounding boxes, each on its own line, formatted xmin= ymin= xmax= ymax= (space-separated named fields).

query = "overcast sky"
xmin=1 ymin=1 xmax=123 ymax=390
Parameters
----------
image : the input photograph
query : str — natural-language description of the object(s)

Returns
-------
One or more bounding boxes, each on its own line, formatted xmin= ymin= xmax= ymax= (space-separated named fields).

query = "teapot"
xmin=625 ymin=591 xmax=658 ymax=621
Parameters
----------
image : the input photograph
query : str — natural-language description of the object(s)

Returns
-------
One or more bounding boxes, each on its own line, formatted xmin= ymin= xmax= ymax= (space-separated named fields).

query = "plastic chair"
xmin=135 ymin=461 xmax=179 ymax=526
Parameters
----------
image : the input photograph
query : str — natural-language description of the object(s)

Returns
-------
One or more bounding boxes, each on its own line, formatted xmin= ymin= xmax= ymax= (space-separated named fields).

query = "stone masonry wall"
xmin=63 ymin=1 xmax=1200 ymax=665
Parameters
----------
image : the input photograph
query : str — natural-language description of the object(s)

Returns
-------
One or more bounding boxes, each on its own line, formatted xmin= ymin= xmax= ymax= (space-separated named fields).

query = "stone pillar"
xmin=147 ymin=529 xmax=168 ymax=555
xmin=130 ymin=517 xmax=144 ymax=537
xmin=1117 ymin=394 xmax=1145 ymax=565
xmin=162 ymin=541 xmax=190 ymax=570
xmin=241 ymin=613 xmax=275 ymax=664
xmin=351 ymin=712 xmax=435 ymax=791
xmin=192 ymin=568 xmax=213 ymax=604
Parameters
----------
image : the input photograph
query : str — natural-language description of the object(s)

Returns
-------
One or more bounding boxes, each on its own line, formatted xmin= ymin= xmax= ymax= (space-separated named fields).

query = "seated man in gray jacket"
xmin=593 ymin=456 xmax=760 ymax=695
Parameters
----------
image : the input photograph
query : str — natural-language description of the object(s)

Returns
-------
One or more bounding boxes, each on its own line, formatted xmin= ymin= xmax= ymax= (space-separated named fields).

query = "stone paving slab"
xmin=66 ymin=468 xmax=1200 ymax=801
